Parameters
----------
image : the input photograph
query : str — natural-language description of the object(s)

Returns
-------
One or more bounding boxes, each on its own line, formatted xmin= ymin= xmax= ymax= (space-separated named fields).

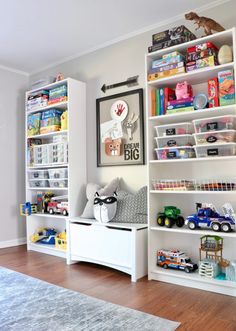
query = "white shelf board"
xmin=31 ymin=213 xmax=67 ymax=219
xmin=147 ymin=62 xmax=234 ymax=87
xmin=27 ymin=130 xmax=68 ymax=139
xmin=28 ymin=242 xmax=66 ymax=258
xmin=26 ymin=101 xmax=68 ymax=115
xmin=149 ymin=104 xmax=236 ymax=124
xmin=150 ymin=190 xmax=236 ymax=194
xmin=27 ymin=187 xmax=68 ymax=191
xmin=150 ymin=226 xmax=236 ymax=238
xmin=146 ymin=28 xmax=234 ymax=59
xmin=27 ymin=164 xmax=68 ymax=169
xmin=150 ymin=156 xmax=236 ymax=164
xmin=151 ymin=268 xmax=236 ymax=289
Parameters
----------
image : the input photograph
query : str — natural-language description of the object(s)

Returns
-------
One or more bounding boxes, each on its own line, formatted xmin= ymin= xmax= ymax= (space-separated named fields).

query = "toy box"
xmin=148 ymin=67 xmax=185 ymax=81
xmin=187 ymin=42 xmax=218 ymax=53
xmin=194 ymin=142 xmax=236 ymax=158
xmin=152 ymin=61 xmax=185 ymax=73
xmin=186 ymin=48 xmax=217 ymax=62
xmin=151 ymin=54 xmax=184 ymax=69
xmin=155 ymin=122 xmax=193 ymax=137
xmin=218 ymin=70 xmax=235 ymax=106
xmin=27 ymin=113 xmax=41 ymax=136
xmin=193 ymin=115 xmax=236 ymax=133
xmin=27 ymin=90 xmax=49 ymax=111
xmin=40 ymin=109 xmax=63 ymax=134
xmin=48 ymin=85 xmax=67 ymax=105
xmin=155 ymin=146 xmax=196 ymax=160
xmin=208 ymin=77 xmax=219 ymax=108
xmin=152 ymin=25 xmax=196 ymax=46
xmin=186 ymin=56 xmax=217 ymax=72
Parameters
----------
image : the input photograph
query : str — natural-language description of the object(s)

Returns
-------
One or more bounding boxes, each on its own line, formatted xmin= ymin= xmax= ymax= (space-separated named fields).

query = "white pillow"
xmin=80 ymin=178 xmax=119 ymax=218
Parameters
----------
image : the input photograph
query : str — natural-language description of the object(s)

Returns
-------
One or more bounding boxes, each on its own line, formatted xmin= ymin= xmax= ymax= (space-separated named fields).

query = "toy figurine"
xmin=175 ymin=81 xmax=193 ymax=100
xmin=185 ymin=12 xmax=225 ymax=36
xmin=55 ymin=72 xmax=65 ymax=82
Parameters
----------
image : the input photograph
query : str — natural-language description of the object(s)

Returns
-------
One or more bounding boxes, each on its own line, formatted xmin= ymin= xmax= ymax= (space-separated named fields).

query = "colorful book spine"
xmin=151 ymin=89 xmax=156 ymax=116
xmin=164 ymin=88 xmax=175 ymax=114
xmin=168 ymin=97 xmax=193 ymax=106
xmin=159 ymin=88 xmax=164 ymax=115
xmin=156 ymin=88 xmax=160 ymax=116
xmin=152 ymin=55 xmax=184 ymax=68
xmin=153 ymin=61 xmax=185 ymax=73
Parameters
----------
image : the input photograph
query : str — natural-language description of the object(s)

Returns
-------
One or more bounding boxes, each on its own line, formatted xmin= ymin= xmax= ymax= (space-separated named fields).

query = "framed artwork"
xmin=96 ymin=88 xmax=144 ymax=167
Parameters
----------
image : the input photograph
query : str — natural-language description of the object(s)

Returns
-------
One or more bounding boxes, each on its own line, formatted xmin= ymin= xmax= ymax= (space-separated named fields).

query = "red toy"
xmin=208 ymin=77 xmax=219 ymax=108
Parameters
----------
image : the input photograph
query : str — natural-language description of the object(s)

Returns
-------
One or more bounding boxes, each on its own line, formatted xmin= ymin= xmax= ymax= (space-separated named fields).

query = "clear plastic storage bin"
xmin=29 ymin=179 xmax=49 ymax=187
xmin=194 ymin=130 xmax=236 ymax=145
xmin=155 ymin=146 xmax=196 ymax=160
xmin=48 ymin=168 xmax=68 ymax=179
xmin=154 ymin=122 xmax=193 ymax=137
xmin=48 ymin=179 xmax=68 ymax=188
xmin=193 ymin=115 xmax=236 ymax=133
xmin=155 ymin=134 xmax=194 ymax=148
xmin=28 ymin=169 xmax=49 ymax=179
xmin=194 ymin=143 xmax=236 ymax=158
xmin=48 ymin=143 xmax=68 ymax=164
xmin=33 ymin=145 xmax=48 ymax=165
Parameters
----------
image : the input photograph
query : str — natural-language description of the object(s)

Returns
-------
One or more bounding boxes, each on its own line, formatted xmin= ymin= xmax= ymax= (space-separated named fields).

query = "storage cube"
xmin=155 ymin=134 xmax=194 ymax=148
xmin=193 ymin=130 xmax=236 ymax=145
xmin=194 ymin=143 xmax=236 ymax=158
xmin=28 ymin=169 xmax=49 ymax=179
xmin=48 ymin=179 xmax=68 ymax=188
xmin=155 ymin=122 xmax=193 ymax=137
xmin=48 ymin=168 xmax=68 ymax=179
xmin=33 ymin=145 xmax=49 ymax=165
xmin=29 ymin=179 xmax=49 ymax=188
xmin=155 ymin=146 xmax=196 ymax=160
xmin=193 ymin=115 xmax=236 ymax=133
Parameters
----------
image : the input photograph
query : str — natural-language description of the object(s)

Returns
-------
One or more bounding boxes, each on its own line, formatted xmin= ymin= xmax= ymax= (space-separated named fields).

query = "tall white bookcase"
xmin=25 ymin=78 xmax=86 ymax=258
xmin=146 ymin=28 xmax=236 ymax=296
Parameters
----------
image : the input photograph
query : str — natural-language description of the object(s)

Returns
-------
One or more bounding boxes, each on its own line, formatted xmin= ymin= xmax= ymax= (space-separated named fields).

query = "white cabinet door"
xmin=70 ymin=223 xmax=132 ymax=268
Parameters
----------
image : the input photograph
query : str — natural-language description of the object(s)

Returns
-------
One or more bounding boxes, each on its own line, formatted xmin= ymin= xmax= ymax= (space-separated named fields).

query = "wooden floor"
xmin=0 ymin=245 xmax=236 ymax=331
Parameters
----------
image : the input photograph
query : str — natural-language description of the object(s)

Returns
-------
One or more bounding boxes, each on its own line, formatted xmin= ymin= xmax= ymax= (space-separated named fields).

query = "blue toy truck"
xmin=186 ymin=203 xmax=236 ymax=232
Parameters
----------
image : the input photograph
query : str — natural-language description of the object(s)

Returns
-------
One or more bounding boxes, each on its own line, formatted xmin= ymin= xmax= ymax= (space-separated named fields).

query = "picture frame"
xmin=96 ymin=88 xmax=145 ymax=167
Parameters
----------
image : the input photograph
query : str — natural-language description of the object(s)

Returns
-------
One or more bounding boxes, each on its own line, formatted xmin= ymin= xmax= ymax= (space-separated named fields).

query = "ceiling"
xmin=0 ymin=0 xmax=227 ymax=74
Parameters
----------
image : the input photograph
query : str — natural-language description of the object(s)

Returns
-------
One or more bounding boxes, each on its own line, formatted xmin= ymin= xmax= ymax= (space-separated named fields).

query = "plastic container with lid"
xmin=29 ymin=179 xmax=49 ymax=188
xmin=194 ymin=143 xmax=236 ymax=158
xmin=155 ymin=146 xmax=196 ymax=160
xmin=155 ymin=134 xmax=194 ymax=148
xmin=193 ymin=115 xmax=236 ymax=133
xmin=48 ymin=179 xmax=68 ymax=188
xmin=154 ymin=122 xmax=193 ymax=137
xmin=28 ymin=169 xmax=49 ymax=179
xmin=193 ymin=130 xmax=236 ymax=145
xmin=48 ymin=168 xmax=68 ymax=179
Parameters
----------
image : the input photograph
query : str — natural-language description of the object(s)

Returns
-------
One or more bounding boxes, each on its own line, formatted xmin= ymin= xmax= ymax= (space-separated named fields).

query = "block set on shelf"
xmin=154 ymin=115 xmax=236 ymax=160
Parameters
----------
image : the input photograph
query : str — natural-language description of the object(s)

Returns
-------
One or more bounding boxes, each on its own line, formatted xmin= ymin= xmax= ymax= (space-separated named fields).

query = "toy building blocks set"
xmin=148 ymin=25 xmax=196 ymax=53
xmin=27 ymin=84 xmax=67 ymax=111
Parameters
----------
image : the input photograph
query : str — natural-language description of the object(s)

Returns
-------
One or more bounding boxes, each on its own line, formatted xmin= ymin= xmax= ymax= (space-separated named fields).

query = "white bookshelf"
xmin=25 ymin=78 xmax=87 ymax=258
xmin=145 ymin=28 xmax=236 ymax=296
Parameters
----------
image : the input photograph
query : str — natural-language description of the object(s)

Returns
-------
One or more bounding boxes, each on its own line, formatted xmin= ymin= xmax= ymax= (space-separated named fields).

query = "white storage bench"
xmin=66 ymin=217 xmax=148 ymax=282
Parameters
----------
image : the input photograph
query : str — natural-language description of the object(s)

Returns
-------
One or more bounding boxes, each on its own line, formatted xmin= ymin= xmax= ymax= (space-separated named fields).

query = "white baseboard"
xmin=0 ymin=237 xmax=27 ymax=249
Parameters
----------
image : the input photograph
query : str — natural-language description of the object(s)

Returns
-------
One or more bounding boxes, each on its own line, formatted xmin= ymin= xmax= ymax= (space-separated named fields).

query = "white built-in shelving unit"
xmin=25 ymin=78 xmax=86 ymax=258
xmin=145 ymin=28 xmax=236 ymax=296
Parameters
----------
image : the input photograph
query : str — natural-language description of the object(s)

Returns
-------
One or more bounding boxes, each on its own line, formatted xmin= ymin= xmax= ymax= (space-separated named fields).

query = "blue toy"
xmin=186 ymin=203 xmax=236 ymax=232
xmin=20 ymin=202 xmax=37 ymax=216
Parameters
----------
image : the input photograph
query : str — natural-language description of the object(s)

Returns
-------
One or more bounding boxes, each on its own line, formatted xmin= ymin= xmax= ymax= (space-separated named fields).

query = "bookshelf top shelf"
xmin=146 ymin=28 xmax=234 ymax=60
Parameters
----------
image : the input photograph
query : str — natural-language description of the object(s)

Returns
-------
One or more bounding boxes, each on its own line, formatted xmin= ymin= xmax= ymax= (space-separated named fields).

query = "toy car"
xmin=157 ymin=206 xmax=185 ymax=228
xmin=186 ymin=203 xmax=235 ymax=232
xmin=47 ymin=201 xmax=69 ymax=216
xmin=157 ymin=249 xmax=198 ymax=273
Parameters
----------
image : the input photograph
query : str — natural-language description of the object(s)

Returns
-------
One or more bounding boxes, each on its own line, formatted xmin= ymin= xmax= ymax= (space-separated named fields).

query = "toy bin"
xmin=29 ymin=179 xmax=49 ymax=188
xmin=155 ymin=122 xmax=193 ymax=137
xmin=194 ymin=143 xmax=236 ymax=158
xmin=194 ymin=130 xmax=236 ymax=145
xmin=155 ymin=134 xmax=194 ymax=148
xmin=48 ymin=179 xmax=68 ymax=188
xmin=28 ymin=169 xmax=49 ymax=179
xmin=155 ymin=146 xmax=196 ymax=160
xmin=193 ymin=115 xmax=236 ymax=133
xmin=48 ymin=168 xmax=68 ymax=179
xmin=33 ymin=145 xmax=49 ymax=165
xmin=48 ymin=143 xmax=68 ymax=164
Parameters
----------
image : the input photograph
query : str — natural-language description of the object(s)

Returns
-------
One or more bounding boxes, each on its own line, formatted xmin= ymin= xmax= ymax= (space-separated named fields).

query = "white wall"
xmin=0 ymin=68 xmax=28 ymax=247
xmin=29 ymin=1 xmax=236 ymax=192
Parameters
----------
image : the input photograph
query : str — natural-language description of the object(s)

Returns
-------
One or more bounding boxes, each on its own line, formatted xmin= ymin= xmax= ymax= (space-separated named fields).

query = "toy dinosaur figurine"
xmin=185 ymin=12 xmax=225 ymax=36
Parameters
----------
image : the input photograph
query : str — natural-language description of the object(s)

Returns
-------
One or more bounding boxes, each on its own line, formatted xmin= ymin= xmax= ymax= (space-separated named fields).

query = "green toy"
xmin=157 ymin=206 xmax=185 ymax=228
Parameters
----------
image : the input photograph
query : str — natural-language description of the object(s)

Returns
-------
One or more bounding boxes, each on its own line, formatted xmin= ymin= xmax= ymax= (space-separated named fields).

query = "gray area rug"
xmin=0 ymin=267 xmax=180 ymax=331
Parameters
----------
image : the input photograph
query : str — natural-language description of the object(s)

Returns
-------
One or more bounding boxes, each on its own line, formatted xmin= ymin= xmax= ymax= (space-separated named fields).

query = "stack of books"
xmin=151 ymin=87 xmax=176 ymax=116
xmin=166 ymin=97 xmax=194 ymax=114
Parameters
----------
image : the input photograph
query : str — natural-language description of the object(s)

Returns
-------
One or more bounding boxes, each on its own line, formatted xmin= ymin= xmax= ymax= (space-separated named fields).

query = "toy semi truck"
xmin=186 ymin=203 xmax=236 ymax=232
xmin=157 ymin=249 xmax=198 ymax=273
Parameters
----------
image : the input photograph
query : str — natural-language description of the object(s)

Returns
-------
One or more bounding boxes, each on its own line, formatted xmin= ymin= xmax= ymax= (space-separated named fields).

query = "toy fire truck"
xmin=157 ymin=249 xmax=198 ymax=273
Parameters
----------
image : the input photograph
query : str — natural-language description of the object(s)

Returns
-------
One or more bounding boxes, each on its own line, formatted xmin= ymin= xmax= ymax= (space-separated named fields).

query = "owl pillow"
xmin=93 ymin=192 xmax=117 ymax=223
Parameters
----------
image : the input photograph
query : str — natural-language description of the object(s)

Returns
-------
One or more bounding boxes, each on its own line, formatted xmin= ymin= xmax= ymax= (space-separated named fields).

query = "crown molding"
xmin=0 ymin=64 xmax=29 ymax=76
